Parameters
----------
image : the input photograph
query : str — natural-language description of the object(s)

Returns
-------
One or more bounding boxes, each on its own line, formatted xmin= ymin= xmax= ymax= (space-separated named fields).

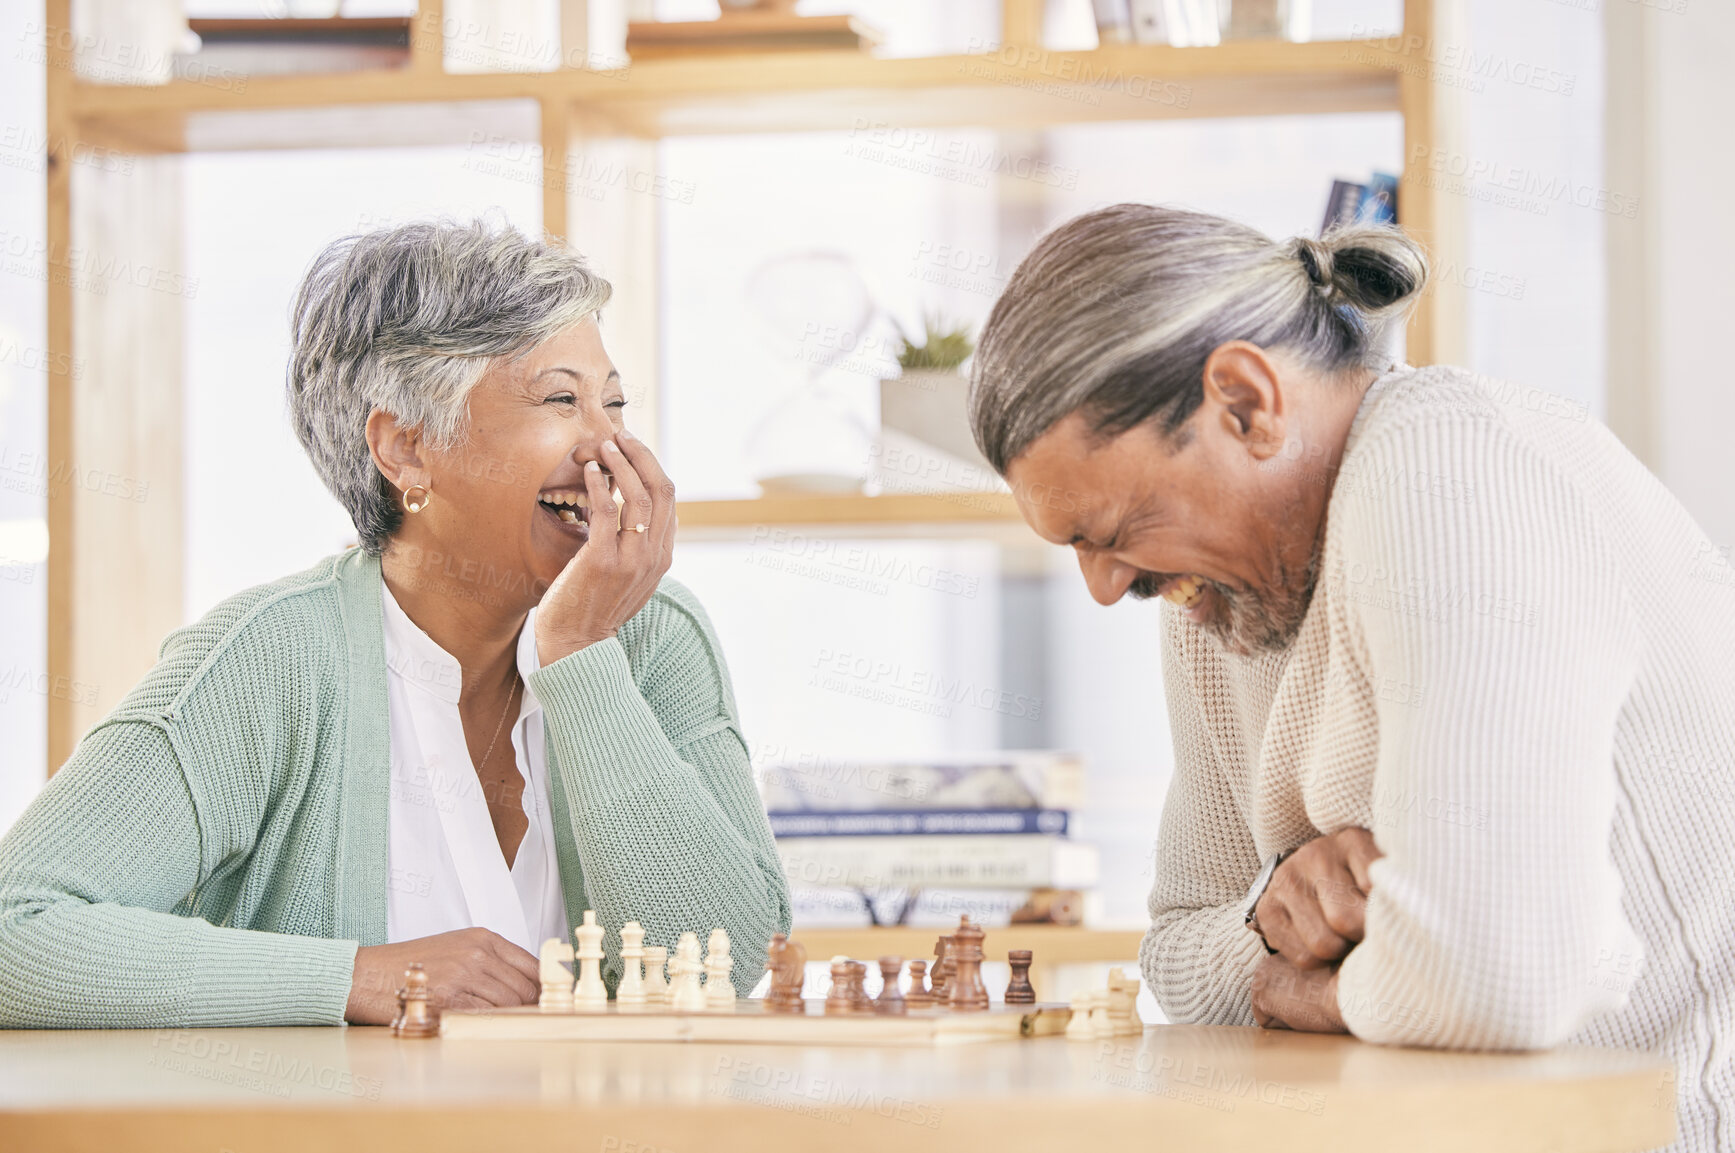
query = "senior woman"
xmin=0 ymin=220 xmax=790 ymax=1028
xmin=970 ymin=204 xmax=1733 ymax=1151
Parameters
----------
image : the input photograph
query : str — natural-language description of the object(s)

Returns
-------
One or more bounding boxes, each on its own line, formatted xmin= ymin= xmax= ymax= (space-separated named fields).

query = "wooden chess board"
xmin=440 ymin=999 xmax=1073 ymax=1046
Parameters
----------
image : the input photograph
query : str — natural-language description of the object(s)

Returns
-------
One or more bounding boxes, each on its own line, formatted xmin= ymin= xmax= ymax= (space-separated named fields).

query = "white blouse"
xmin=381 ymin=584 xmax=568 ymax=955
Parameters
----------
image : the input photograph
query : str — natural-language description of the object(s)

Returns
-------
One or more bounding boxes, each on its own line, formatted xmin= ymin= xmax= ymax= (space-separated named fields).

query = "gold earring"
xmin=402 ymin=484 xmax=431 ymax=514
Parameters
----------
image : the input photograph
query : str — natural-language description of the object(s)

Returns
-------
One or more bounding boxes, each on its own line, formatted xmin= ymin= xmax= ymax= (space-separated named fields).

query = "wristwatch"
xmin=1241 ymin=848 xmax=1293 ymax=953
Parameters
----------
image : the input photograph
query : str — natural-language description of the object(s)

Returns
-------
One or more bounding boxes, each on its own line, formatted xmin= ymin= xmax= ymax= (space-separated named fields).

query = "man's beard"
xmin=1130 ymin=548 xmax=1321 ymax=657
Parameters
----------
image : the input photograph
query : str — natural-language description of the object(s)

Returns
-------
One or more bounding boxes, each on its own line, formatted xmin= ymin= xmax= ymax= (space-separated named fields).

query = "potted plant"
xmin=878 ymin=314 xmax=991 ymax=475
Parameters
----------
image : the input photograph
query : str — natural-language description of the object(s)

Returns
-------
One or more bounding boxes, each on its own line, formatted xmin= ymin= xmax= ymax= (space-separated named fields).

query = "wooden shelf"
xmin=679 ymin=491 xmax=1032 ymax=541
xmin=68 ymin=39 xmax=1401 ymax=153
xmin=41 ymin=0 xmax=1466 ymax=773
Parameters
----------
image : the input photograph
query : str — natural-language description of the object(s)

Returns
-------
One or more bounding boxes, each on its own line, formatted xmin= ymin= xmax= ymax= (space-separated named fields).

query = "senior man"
xmin=969 ymin=204 xmax=1733 ymax=1151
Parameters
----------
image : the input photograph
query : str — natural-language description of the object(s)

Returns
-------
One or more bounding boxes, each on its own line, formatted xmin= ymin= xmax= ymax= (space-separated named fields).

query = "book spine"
xmin=1357 ymin=171 xmax=1399 ymax=225
xmin=768 ymin=808 xmax=1070 ymax=838
xmin=1321 ymin=179 xmax=1367 ymax=234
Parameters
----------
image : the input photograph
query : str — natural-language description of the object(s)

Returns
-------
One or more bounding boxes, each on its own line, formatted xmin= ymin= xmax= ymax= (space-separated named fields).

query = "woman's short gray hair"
xmin=969 ymin=204 xmax=1429 ymax=474
xmin=288 ymin=218 xmax=612 ymax=554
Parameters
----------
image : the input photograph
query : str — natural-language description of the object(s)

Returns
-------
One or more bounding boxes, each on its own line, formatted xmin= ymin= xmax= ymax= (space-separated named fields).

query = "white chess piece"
xmin=572 ymin=910 xmax=608 ymax=1009
xmin=642 ymin=945 xmax=669 ymax=1006
xmin=671 ymin=931 xmax=706 ymax=1011
xmin=1108 ymin=968 xmax=1143 ymax=1036
xmin=703 ymin=928 xmax=735 ymax=1008
xmin=1065 ymin=989 xmax=1099 ymax=1040
xmin=538 ymin=937 xmax=575 ymax=1011
xmin=617 ymin=920 xmax=647 ymax=1006
xmin=1088 ymin=991 xmax=1115 ymax=1039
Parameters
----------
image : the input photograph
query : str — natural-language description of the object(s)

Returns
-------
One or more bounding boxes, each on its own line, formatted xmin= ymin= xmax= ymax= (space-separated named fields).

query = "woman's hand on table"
xmin=1250 ymin=954 xmax=1347 ymax=1033
xmin=345 ymin=928 xmax=540 ymax=1024
xmin=536 ymin=429 xmax=677 ymax=667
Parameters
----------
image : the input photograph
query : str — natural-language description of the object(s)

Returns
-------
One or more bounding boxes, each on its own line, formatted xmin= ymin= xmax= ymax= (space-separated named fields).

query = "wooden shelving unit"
xmin=70 ymin=38 xmax=1402 ymax=150
xmin=41 ymin=0 xmax=1464 ymax=768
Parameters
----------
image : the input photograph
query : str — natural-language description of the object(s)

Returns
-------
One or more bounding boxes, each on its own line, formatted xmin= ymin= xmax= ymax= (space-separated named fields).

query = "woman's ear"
xmin=365 ymin=409 xmax=429 ymax=495
xmin=1200 ymin=342 xmax=1287 ymax=461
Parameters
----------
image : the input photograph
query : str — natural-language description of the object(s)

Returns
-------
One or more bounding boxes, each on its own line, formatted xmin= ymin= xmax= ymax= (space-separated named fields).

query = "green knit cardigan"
xmin=0 ymin=549 xmax=791 ymax=1027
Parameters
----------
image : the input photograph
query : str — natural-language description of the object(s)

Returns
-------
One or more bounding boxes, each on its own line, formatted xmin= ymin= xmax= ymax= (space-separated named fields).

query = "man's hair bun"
xmin=1297 ymin=225 xmax=1430 ymax=319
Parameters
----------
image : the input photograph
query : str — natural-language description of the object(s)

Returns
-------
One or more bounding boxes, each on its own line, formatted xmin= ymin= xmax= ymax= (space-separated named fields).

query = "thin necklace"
xmin=476 ymin=676 xmax=521 ymax=773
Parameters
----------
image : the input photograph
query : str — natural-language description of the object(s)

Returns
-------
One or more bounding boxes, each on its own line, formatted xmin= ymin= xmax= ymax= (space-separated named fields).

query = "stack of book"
xmin=763 ymin=752 xmax=1099 ymax=928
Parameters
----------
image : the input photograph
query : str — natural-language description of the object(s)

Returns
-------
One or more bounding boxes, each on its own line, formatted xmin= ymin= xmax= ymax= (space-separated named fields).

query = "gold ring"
xmin=628 ymin=523 xmax=648 ymax=534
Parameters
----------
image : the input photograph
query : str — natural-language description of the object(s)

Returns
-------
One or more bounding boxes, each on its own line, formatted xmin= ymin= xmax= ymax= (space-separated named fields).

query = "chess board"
xmin=440 ymin=999 xmax=1074 ymax=1046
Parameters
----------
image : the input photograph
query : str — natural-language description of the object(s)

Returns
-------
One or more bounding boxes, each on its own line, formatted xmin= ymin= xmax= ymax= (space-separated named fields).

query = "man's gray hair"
xmin=969 ymin=204 xmax=1430 ymax=474
xmin=288 ymin=218 xmax=613 ymax=554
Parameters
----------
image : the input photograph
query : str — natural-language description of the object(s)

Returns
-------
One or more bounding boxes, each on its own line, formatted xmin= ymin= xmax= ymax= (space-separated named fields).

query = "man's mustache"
xmin=1128 ymin=571 xmax=1175 ymax=600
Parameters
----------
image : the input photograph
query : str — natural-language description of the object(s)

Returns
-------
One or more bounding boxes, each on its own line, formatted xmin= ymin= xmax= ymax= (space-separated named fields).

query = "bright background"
xmin=1 ymin=0 xmax=1703 ymax=948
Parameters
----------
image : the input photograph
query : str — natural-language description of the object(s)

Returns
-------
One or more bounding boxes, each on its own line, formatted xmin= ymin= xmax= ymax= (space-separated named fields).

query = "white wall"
xmin=1653 ymin=3 xmax=1735 ymax=549
xmin=0 ymin=1 xmax=49 ymax=827
xmin=181 ymin=148 xmax=542 ymax=621
xmin=1606 ymin=0 xmax=1735 ymax=548
xmin=1459 ymin=0 xmax=1606 ymax=410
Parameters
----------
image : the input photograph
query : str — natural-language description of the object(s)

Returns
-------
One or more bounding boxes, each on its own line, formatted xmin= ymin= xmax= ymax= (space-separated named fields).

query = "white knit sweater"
xmin=1142 ymin=365 xmax=1735 ymax=1152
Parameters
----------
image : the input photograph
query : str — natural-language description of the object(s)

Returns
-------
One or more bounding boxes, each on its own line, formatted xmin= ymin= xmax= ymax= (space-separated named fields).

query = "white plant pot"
xmin=878 ymin=368 xmax=990 ymax=473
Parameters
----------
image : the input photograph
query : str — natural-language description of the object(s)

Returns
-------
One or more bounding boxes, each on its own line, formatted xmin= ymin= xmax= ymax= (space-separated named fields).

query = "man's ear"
xmin=1200 ymin=342 xmax=1287 ymax=461
xmin=365 ymin=409 xmax=429 ymax=496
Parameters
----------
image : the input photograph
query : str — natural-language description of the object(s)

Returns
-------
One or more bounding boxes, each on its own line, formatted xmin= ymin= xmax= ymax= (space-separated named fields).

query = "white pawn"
xmin=617 ymin=921 xmax=647 ymax=1006
xmin=572 ymin=910 xmax=608 ymax=1009
xmin=703 ymin=928 xmax=736 ymax=1008
xmin=642 ymin=945 xmax=669 ymax=1006
xmin=1065 ymin=989 xmax=1100 ymax=1040
xmin=538 ymin=937 xmax=574 ymax=1011
xmin=670 ymin=931 xmax=706 ymax=1011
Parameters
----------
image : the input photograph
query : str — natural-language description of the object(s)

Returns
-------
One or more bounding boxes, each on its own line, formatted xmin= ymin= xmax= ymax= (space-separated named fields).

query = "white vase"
xmin=878 ymin=368 xmax=990 ymax=472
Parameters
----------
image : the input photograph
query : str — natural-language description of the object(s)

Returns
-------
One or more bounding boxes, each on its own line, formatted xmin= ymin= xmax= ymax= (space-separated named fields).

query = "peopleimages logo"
xmin=1408 ymin=145 xmax=1639 ymax=218
xmin=808 ymin=649 xmax=1041 ymax=721
xmin=845 ymin=119 xmax=1080 ymax=190
xmin=1345 ymin=25 xmax=1578 ymax=96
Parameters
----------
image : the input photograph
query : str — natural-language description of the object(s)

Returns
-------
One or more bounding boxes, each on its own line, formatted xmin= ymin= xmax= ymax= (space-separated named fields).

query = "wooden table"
xmin=0 ymin=1024 xmax=1674 ymax=1153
